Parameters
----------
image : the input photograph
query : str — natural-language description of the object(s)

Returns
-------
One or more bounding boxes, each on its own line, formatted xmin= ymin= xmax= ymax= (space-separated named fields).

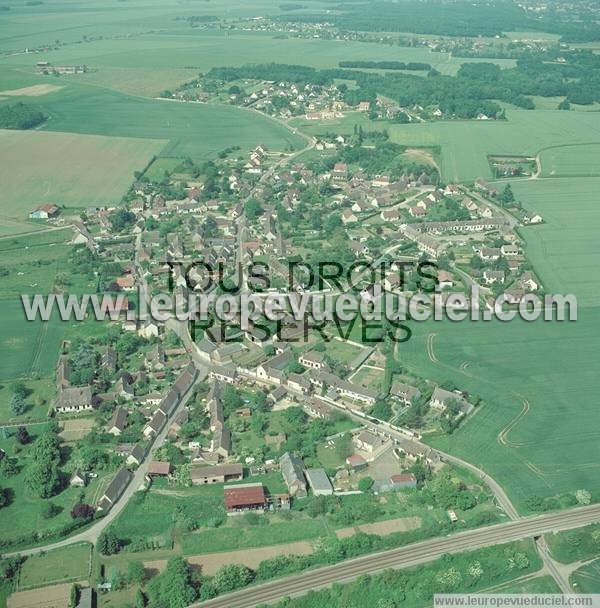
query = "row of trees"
xmin=24 ymin=422 xmax=61 ymax=498
xmin=339 ymin=61 xmax=431 ymax=71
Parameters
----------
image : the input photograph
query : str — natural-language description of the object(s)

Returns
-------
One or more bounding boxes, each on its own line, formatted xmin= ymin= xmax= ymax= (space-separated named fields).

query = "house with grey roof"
xmin=143 ymin=409 xmax=166 ymax=438
xmin=280 ymin=452 xmax=307 ymax=497
xmin=55 ymin=386 xmax=93 ymax=414
xmin=97 ymin=468 xmax=132 ymax=511
xmin=126 ymin=443 xmax=146 ymax=466
xmin=390 ymin=382 xmax=421 ymax=405
xmin=106 ymin=407 xmax=128 ymax=436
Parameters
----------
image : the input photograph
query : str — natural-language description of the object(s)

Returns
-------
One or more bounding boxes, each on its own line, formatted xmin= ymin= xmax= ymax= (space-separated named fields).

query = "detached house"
xmin=430 ymin=387 xmax=473 ymax=416
xmin=97 ymin=468 xmax=132 ymax=511
xmin=299 ymin=351 xmax=326 ymax=370
xmin=106 ymin=407 xmax=128 ymax=436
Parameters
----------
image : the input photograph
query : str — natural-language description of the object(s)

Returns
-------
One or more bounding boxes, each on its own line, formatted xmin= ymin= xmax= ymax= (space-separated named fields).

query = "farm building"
xmin=126 ymin=443 xmax=146 ymax=466
xmin=29 ymin=204 xmax=59 ymax=219
xmin=305 ymin=468 xmax=333 ymax=496
xmin=190 ymin=463 xmax=243 ymax=485
xmin=346 ymin=454 xmax=367 ymax=470
xmin=224 ymin=483 xmax=267 ymax=512
xmin=143 ymin=409 xmax=166 ymax=438
xmin=148 ymin=461 xmax=171 ymax=477
xmin=70 ymin=469 xmax=87 ymax=487
xmin=374 ymin=473 xmax=417 ymax=493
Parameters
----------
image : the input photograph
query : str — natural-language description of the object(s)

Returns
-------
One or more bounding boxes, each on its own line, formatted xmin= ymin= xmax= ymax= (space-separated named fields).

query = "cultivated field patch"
xmin=58 ymin=418 xmax=95 ymax=442
xmin=335 ymin=516 xmax=422 ymax=539
xmin=7 ymin=582 xmax=72 ymax=608
xmin=294 ymin=109 xmax=600 ymax=182
xmin=0 ymin=84 xmax=63 ymax=97
xmin=145 ymin=541 xmax=314 ymax=577
xmin=0 ymin=129 xmax=165 ymax=219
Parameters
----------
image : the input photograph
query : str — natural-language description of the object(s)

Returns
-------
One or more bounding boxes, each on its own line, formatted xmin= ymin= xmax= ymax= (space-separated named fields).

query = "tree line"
xmin=338 ymin=61 xmax=431 ymax=71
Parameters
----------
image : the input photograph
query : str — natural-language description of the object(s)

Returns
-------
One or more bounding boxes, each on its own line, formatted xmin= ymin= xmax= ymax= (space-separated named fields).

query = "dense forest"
xmin=207 ymin=47 xmax=600 ymax=116
xmin=277 ymin=0 xmax=600 ymax=42
xmin=0 ymin=102 xmax=47 ymax=129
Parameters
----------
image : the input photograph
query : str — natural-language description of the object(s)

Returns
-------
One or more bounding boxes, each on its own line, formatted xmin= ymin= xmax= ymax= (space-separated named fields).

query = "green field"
xmin=0 ymin=128 xmax=165 ymax=219
xmin=510 ymin=178 xmax=600 ymax=306
xmin=18 ymin=543 xmax=92 ymax=589
xmin=0 ymin=230 xmax=95 ymax=383
xmin=0 ymin=300 xmax=66 ymax=382
xmin=539 ymin=143 xmax=600 ymax=178
xmin=396 ymin=170 xmax=600 ymax=513
xmin=181 ymin=517 xmax=330 ymax=555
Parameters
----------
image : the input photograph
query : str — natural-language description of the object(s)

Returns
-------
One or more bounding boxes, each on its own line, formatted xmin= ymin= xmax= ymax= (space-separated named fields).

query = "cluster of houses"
xmin=57 ymin=339 xmax=197 ymax=512
xmin=251 ymin=348 xmax=379 ymax=407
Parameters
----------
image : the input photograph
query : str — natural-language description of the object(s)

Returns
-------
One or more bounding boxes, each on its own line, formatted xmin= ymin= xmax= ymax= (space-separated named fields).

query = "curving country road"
xmin=195 ymin=503 xmax=600 ymax=608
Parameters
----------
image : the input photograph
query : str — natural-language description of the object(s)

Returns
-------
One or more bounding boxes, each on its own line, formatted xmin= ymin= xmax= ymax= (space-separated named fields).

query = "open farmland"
xmin=0 ymin=300 xmax=65 ymax=382
xmin=400 ymin=310 xmax=600 ymax=513
xmin=398 ymin=175 xmax=600 ymax=513
xmin=0 ymin=129 xmax=165 ymax=219
xmin=292 ymin=109 xmax=600 ymax=182
xmin=28 ymin=82 xmax=306 ymax=161
xmin=509 ymin=178 xmax=600 ymax=306
xmin=0 ymin=229 xmax=96 ymax=383
xmin=539 ymin=143 xmax=600 ymax=177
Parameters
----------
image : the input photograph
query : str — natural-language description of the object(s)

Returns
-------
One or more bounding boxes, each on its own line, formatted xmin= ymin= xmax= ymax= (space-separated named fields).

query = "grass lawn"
xmin=181 ymin=516 xmax=330 ymax=555
xmin=0 ymin=129 xmax=165 ymax=220
xmin=0 ymin=378 xmax=54 ymax=424
xmin=143 ymin=157 xmax=183 ymax=181
xmin=0 ymin=428 xmax=110 ymax=548
xmin=546 ymin=523 xmax=600 ymax=564
xmin=322 ymin=339 xmax=366 ymax=366
xmin=482 ymin=575 xmax=560 ymax=594
xmin=18 ymin=543 xmax=91 ymax=589
xmin=316 ymin=439 xmax=350 ymax=470
xmin=571 ymin=559 xmax=600 ymax=593
xmin=350 ymin=366 xmax=385 ymax=392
